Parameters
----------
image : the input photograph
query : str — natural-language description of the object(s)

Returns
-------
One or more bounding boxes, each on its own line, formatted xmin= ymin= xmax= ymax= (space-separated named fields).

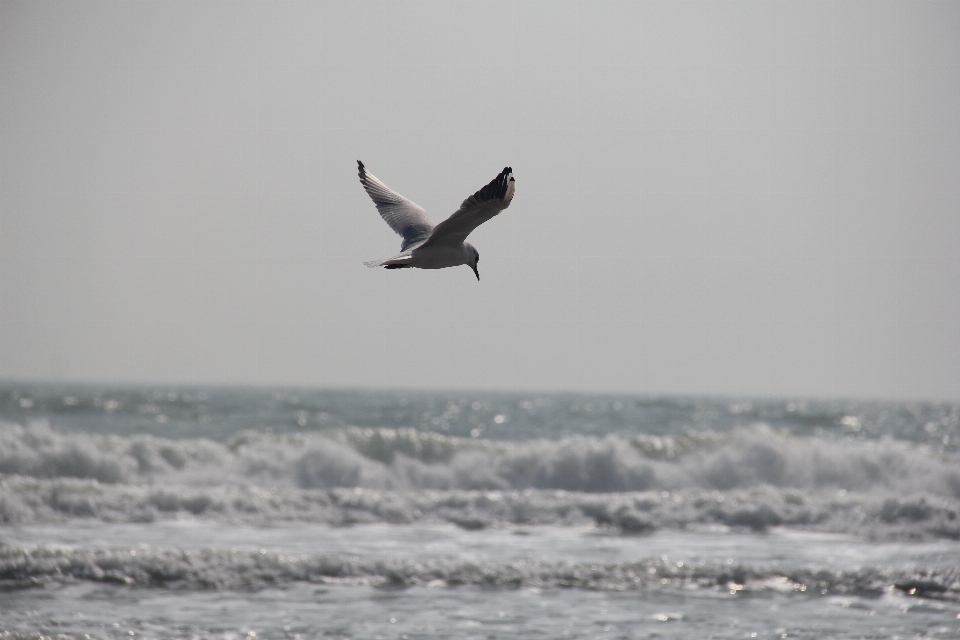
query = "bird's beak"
xmin=471 ymin=264 xmax=480 ymax=281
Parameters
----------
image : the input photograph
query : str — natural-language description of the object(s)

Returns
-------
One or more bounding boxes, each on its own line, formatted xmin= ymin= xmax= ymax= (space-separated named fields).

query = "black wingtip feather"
xmin=470 ymin=166 xmax=514 ymax=203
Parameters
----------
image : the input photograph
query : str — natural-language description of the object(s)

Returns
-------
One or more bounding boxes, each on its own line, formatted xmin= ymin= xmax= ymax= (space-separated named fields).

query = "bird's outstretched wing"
xmin=358 ymin=161 xmax=434 ymax=251
xmin=420 ymin=167 xmax=515 ymax=248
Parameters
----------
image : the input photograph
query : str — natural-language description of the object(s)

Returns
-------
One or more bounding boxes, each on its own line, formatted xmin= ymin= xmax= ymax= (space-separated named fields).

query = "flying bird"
xmin=358 ymin=161 xmax=515 ymax=280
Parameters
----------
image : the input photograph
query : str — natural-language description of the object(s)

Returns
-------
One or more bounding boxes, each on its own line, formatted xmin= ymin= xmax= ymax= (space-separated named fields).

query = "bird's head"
xmin=465 ymin=243 xmax=480 ymax=280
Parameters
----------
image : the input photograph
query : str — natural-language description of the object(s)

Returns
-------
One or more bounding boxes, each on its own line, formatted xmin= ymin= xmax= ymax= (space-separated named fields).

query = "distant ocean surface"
xmin=1 ymin=383 xmax=959 ymax=639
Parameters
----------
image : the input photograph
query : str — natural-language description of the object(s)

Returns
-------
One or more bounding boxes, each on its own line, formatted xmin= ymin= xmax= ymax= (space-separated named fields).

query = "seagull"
xmin=358 ymin=161 xmax=515 ymax=280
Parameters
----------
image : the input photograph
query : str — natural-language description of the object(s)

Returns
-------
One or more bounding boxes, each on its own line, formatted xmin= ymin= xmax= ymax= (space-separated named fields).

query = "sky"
xmin=1 ymin=0 xmax=959 ymax=400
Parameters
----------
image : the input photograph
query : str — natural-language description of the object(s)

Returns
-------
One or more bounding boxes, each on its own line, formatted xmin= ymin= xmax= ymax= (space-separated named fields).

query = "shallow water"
xmin=6 ymin=521 xmax=960 ymax=572
xmin=4 ymin=580 xmax=959 ymax=640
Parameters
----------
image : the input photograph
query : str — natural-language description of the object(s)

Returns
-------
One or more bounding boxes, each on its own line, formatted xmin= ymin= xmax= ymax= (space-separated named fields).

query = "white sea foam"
xmin=4 ymin=388 xmax=958 ymax=639
xmin=1 ymin=545 xmax=957 ymax=599
xmin=1 ymin=422 xmax=959 ymax=539
xmin=2 ymin=421 xmax=958 ymax=494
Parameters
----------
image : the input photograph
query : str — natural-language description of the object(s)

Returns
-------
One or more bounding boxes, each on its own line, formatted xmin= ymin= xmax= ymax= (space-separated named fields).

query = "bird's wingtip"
xmin=464 ymin=165 xmax=516 ymax=204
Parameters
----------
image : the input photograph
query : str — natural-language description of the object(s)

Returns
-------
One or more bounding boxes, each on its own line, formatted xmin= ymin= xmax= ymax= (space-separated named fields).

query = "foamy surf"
xmin=3 ymin=545 xmax=958 ymax=597
xmin=1 ymin=421 xmax=958 ymax=540
xmin=2 ymin=385 xmax=959 ymax=639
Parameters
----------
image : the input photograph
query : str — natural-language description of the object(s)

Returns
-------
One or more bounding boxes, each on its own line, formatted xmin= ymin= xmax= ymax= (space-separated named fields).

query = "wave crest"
xmin=4 ymin=422 xmax=958 ymax=496
xmin=2 ymin=422 xmax=959 ymax=538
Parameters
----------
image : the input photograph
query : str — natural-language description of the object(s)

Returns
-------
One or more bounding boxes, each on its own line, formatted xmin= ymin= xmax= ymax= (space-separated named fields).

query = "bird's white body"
xmin=357 ymin=161 xmax=515 ymax=280
xmin=379 ymin=243 xmax=476 ymax=270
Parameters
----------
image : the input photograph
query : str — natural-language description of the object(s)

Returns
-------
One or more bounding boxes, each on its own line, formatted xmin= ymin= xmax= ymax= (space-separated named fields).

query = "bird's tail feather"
xmin=364 ymin=252 xmax=413 ymax=269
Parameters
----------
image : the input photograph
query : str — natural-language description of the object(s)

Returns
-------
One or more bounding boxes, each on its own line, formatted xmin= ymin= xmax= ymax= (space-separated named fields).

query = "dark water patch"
xmin=2 ymin=383 xmax=958 ymax=450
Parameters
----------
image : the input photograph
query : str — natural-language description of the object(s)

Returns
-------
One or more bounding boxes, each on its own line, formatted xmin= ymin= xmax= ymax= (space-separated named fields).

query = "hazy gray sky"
xmin=2 ymin=1 xmax=958 ymax=399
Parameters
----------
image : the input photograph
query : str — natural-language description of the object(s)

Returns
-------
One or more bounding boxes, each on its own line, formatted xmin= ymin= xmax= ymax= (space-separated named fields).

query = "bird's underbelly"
xmin=408 ymin=246 xmax=466 ymax=269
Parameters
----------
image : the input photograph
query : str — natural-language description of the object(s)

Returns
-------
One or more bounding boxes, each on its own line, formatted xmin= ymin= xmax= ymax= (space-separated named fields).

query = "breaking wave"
xmin=3 ymin=421 xmax=959 ymax=494
xmin=1 ymin=421 xmax=959 ymax=539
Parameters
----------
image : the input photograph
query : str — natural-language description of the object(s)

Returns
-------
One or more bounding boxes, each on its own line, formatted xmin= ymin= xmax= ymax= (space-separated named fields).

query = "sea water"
xmin=1 ymin=384 xmax=958 ymax=638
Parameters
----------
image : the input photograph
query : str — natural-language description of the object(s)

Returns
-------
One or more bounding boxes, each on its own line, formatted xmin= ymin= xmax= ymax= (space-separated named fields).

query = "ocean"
xmin=1 ymin=383 xmax=958 ymax=639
